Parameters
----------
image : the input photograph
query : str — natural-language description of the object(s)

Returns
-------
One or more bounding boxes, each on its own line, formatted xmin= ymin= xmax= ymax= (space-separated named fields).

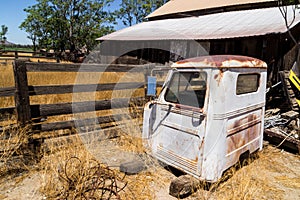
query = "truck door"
xmin=144 ymin=70 xmax=208 ymax=176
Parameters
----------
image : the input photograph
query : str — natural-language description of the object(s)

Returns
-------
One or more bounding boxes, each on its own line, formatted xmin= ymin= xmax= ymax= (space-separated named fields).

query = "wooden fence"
xmin=0 ymin=50 xmax=57 ymax=61
xmin=0 ymin=60 xmax=169 ymax=135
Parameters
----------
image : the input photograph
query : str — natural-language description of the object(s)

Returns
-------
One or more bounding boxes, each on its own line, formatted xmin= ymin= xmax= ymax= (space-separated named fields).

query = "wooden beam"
xmin=26 ymin=62 xmax=152 ymax=72
xmin=30 ymin=97 xmax=145 ymax=118
xmin=264 ymin=129 xmax=300 ymax=153
xmin=27 ymin=82 xmax=145 ymax=96
xmin=0 ymin=81 xmax=163 ymax=98
xmin=35 ymin=114 xmax=131 ymax=132
xmin=13 ymin=60 xmax=31 ymax=126
xmin=0 ymin=107 xmax=15 ymax=114
xmin=0 ymin=87 xmax=15 ymax=97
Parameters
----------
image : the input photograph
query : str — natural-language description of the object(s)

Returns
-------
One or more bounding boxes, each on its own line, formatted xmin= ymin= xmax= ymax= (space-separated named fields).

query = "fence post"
xmin=14 ymin=51 xmax=18 ymax=59
xmin=13 ymin=60 xmax=31 ymax=127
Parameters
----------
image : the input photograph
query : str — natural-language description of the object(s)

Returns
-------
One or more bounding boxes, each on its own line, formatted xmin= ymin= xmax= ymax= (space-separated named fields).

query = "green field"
xmin=0 ymin=46 xmax=33 ymax=52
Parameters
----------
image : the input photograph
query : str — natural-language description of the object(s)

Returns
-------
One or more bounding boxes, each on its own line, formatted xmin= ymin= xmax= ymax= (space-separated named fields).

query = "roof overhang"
xmin=146 ymin=0 xmax=276 ymax=19
xmin=97 ymin=5 xmax=300 ymax=41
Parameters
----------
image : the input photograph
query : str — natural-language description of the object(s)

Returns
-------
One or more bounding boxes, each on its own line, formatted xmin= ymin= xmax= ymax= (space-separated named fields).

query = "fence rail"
xmin=0 ymin=60 xmax=169 ymax=135
xmin=26 ymin=62 xmax=147 ymax=72
xmin=0 ymin=50 xmax=57 ymax=60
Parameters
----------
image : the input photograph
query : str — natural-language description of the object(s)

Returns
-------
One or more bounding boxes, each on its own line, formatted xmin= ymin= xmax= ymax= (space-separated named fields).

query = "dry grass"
xmin=0 ymin=119 xmax=300 ymax=199
xmin=37 ymin=125 xmax=159 ymax=199
xmin=39 ymin=137 xmax=126 ymax=199
xmin=0 ymin=62 xmax=14 ymax=87
xmin=30 ymin=135 xmax=300 ymax=199
xmin=0 ymin=125 xmax=31 ymax=164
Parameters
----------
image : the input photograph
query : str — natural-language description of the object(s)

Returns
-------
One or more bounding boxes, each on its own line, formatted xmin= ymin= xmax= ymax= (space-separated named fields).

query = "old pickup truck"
xmin=143 ymin=55 xmax=267 ymax=182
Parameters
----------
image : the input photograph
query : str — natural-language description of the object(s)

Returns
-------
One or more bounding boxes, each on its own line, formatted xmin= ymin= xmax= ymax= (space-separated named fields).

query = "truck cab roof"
xmin=172 ymin=55 xmax=267 ymax=69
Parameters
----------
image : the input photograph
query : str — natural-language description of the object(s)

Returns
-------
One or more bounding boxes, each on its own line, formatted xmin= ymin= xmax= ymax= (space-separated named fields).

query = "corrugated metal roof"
xmin=98 ymin=5 xmax=300 ymax=41
xmin=147 ymin=0 xmax=275 ymax=19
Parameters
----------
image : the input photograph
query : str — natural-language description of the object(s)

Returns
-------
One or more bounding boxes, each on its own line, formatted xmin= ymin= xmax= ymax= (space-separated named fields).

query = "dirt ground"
xmin=0 ymin=141 xmax=299 ymax=200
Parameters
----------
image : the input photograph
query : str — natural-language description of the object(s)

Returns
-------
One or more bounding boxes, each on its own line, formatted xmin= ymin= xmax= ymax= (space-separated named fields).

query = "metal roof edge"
xmin=97 ymin=5 xmax=300 ymax=41
xmin=146 ymin=0 xmax=277 ymax=19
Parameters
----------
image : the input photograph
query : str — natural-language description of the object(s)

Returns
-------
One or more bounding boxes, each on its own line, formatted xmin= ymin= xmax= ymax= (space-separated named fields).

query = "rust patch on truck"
xmin=227 ymin=114 xmax=260 ymax=154
xmin=228 ymin=114 xmax=258 ymax=133
xmin=214 ymin=68 xmax=225 ymax=86
xmin=174 ymin=55 xmax=267 ymax=69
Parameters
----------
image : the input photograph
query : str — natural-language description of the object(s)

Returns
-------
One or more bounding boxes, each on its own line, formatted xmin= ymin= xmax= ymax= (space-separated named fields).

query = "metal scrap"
xmin=264 ymin=109 xmax=300 ymax=152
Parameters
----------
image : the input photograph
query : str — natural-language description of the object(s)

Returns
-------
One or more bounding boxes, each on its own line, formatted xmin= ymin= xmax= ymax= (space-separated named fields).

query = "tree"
xmin=278 ymin=0 xmax=299 ymax=45
xmin=20 ymin=0 xmax=115 ymax=52
xmin=0 ymin=25 xmax=8 ymax=42
xmin=277 ymin=0 xmax=300 ymax=67
xmin=0 ymin=25 xmax=8 ymax=50
xmin=117 ymin=0 xmax=169 ymax=26
xmin=19 ymin=7 xmax=43 ymax=51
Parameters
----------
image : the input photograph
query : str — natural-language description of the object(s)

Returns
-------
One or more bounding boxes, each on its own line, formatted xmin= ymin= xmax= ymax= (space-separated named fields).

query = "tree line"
xmin=0 ymin=25 xmax=8 ymax=42
xmin=19 ymin=0 xmax=169 ymax=53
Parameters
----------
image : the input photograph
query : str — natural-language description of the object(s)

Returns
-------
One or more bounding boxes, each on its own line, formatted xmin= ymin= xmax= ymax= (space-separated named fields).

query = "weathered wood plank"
xmin=30 ymin=97 xmax=145 ymax=118
xmin=13 ymin=60 xmax=31 ymax=126
xmin=28 ymin=82 xmax=145 ymax=96
xmin=264 ymin=129 xmax=300 ymax=153
xmin=0 ymin=50 xmax=36 ymax=54
xmin=0 ymin=107 xmax=15 ymax=115
xmin=0 ymin=54 xmax=17 ymax=58
xmin=26 ymin=62 xmax=153 ymax=72
xmin=0 ymin=81 xmax=164 ymax=98
xmin=40 ymin=126 xmax=125 ymax=151
xmin=35 ymin=114 xmax=130 ymax=132
xmin=0 ymin=87 xmax=15 ymax=97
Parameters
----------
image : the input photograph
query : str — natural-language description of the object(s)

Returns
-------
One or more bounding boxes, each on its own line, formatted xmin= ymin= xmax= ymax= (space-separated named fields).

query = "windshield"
xmin=164 ymin=71 xmax=207 ymax=108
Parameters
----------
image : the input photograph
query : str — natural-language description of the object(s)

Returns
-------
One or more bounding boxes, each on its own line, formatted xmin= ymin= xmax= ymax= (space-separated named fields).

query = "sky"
xmin=0 ymin=0 xmax=122 ymax=45
xmin=0 ymin=0 xmax=36 ymax=44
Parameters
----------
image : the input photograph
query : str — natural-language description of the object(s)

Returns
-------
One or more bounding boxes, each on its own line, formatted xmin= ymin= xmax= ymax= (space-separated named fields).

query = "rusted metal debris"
xmin=264 ymin=109 xmax=300 ymax=153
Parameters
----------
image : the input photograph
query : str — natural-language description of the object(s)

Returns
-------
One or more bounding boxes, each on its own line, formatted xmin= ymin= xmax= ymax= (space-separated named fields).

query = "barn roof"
xmin=97 ymin=5 xmax=300 ymax=41
xmin=147 ymin=0 xmax=276 ymax=19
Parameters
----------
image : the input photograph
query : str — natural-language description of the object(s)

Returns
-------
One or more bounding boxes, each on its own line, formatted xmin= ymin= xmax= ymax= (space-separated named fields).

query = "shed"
xmin=146 ymin=0 xmax=277 ymax=20
xmin=98 ymin=5 xmax=300 ymax=81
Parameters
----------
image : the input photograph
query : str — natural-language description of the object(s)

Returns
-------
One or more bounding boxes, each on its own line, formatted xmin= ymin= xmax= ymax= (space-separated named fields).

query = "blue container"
xmin=147 ymin=76 xmax=157 ymax=96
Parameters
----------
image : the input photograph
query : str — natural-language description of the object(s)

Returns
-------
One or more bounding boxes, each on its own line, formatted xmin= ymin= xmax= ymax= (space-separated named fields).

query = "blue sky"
xmin=0 ymin=0 xmax=122 ymax=45
xmin=0 ymin=1 xmax=36 ymax=44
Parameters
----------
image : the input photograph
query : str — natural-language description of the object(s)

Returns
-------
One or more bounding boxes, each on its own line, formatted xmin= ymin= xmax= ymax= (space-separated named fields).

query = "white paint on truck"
xmin=143 ymin=55 xmax=267 ymax=182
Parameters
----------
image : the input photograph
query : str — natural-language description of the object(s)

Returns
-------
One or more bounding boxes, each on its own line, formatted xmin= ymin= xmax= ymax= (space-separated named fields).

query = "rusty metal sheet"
xmin=98 ymin=5 xmax=300 ymax=41
xmin=172 ymin=55 xmax=267 ymax=69
xmin=264 ymin=128 xmax=300 ymax=153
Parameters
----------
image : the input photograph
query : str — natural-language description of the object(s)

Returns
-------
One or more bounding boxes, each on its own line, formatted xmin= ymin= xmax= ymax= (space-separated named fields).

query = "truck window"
xmin=165 ymin=72 xmax=207 ymax=108
xmin=236 ymin=74 xmax=260 ymax=95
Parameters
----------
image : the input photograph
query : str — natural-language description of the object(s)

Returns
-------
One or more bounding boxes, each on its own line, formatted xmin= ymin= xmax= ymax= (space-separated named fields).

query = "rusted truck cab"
xmin=143 ymin=55 xmax=267 ymax=182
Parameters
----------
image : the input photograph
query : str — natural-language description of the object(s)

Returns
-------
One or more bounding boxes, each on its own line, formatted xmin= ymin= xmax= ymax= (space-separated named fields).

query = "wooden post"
xmin=13 ymin=60 xmax=31 ymax=126
xmin=14 ymin=51 xmax=18 ymax=59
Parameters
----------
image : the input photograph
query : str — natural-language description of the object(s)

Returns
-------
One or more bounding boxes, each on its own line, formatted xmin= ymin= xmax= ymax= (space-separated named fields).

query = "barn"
xmin=97 ymin=0 xmax=300 ymax=83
